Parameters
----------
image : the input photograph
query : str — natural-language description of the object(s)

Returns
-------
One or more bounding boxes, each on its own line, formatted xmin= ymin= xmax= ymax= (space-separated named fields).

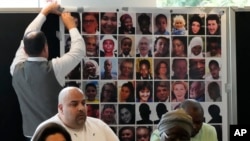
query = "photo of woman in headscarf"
xmin=83 ymin=59 xmax=100 ymax=79
xmin=188 ymin=36 xmax=204 ymax=58
xmin=119 ymin=13 xmax=135 ymax=34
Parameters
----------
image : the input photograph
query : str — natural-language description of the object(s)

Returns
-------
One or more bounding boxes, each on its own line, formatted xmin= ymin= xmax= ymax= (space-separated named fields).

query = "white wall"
xmin=0 ymin=0 xmax=39 ymax=8
xmin=60 ymin=0 xmax=156 ymax=7
xmin=0 ymin=0 xmax=156 ymax=8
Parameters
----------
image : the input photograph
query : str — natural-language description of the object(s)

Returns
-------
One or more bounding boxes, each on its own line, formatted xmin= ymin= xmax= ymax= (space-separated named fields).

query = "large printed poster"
xmin=60 ymin=7 xmax=227 ymax=141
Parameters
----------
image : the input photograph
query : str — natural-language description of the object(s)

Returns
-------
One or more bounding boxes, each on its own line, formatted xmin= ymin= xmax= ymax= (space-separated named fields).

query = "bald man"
xmin=32 ymin=87 xmax=119 ymax=141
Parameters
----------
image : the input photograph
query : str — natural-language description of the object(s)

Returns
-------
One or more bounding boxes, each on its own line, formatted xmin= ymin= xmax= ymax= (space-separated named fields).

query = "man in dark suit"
xmin=118 ymin=36 xmax=133 ymax=57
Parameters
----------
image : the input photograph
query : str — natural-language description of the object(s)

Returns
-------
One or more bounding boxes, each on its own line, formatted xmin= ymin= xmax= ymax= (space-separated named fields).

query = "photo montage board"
xmin=59 ymin=7 xmax=228 ymax=141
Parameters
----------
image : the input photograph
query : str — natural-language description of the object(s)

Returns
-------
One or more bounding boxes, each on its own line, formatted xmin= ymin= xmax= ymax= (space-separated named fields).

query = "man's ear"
xmin=58 ymin=104 xmax=63 ymax=113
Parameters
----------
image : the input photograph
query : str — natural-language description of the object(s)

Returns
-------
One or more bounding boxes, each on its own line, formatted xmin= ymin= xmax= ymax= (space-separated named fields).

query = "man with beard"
xmin=83 ymin=35 xmax=99 ymax=57
xmin=119 ymin=36 xmax=133 ymax=57
xmin=32 ymin=87 xmax=119 ymax=141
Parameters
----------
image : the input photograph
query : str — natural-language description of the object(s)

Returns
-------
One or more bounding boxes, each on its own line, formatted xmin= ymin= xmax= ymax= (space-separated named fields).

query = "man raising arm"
xmin=10 ymin=2 xmax=85 ymax=139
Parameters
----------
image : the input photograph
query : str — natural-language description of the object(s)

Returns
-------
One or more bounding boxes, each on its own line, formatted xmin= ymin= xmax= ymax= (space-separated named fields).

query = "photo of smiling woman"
xmin=136 ymin=81 xmax=153 ymax=102
xmin=101 ymin=12 xmax=117 ymax=34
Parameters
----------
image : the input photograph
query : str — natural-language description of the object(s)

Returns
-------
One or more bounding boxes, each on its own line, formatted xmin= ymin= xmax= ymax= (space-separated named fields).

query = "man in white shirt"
xmin=10 ymin=2 xmax=85 ymax=139
xmin=31 ymin=87 xmax=119 ymax=141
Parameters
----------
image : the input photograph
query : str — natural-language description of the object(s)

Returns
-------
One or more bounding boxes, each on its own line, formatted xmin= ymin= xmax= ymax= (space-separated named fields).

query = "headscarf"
xmin=84 ymin=59 xmax=100 ymax=76
xmin=100 ymin=35 xmax=117 ymax=54
xmin=120 ymin=14 xmax=132 ymax=23
xmin=188 ymin=36 xmax=203 ymax=57
xmin=157 ymin=108 xmax=193 ymax=137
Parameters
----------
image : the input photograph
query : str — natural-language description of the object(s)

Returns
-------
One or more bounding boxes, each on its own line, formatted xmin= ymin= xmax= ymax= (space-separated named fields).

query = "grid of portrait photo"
xmin=62 ymin=11 xmax=224 ymax=141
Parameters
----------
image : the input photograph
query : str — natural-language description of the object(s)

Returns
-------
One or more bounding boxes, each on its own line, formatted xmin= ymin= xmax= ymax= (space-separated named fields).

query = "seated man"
xmin=155 ymin=108 xmax=193 ymax=141
xmin=31 ymin=87 xmax=119 ymax=141
xmin=150 ymin=99 xmax=218 ymax=141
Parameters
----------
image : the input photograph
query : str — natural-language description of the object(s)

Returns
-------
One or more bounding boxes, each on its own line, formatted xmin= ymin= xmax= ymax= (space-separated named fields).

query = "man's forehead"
xmin=65 ymin=89 xmax=84 ymax=98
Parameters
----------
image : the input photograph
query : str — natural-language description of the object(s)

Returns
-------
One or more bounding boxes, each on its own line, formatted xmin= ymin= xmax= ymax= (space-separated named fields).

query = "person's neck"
xmin=140 ymin=53 xmax=147 ymax=57
xmin=158 ymin=74 xmax=167 ymax=79
xmin=86 ymin=51 xmax=97 ymax=56
xmin=119 ymin=74 xmax=129 ymax=79
xmin=105 ymin=52 xmax=113 ymax=57
xmin=104 ymin=72 xmax=112 ymax=78
xmin=58 ymin=114 xmax=84 ymax=131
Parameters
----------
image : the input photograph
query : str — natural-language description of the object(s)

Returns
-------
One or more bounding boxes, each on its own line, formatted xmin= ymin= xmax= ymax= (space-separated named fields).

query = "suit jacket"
xmin=136 ymin=53 xmax=152 ymax=57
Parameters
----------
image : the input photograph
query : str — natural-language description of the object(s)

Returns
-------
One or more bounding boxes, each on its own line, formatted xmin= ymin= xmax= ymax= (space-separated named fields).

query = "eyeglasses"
xmin=162 ymin=132 xmax=190 ymax=141
xmin=83 ymin=20 xmax=95 ymax=24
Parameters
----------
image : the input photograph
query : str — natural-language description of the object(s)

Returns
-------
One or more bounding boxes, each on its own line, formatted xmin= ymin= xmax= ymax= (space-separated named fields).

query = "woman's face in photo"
xmin=172 ymin=39 xmax=185 ymax=56
xmin=85 ymin=62 xmax=96 ymax=76
xmin=155 ymin=38 xmax=168 ymax=54
xmin=191 ymin=45 xmax=202 ymax=56
xmin=191 ymin=21 xmax=201 ymax=34
xmin=120 ymin=86 xmax=131 ymax=101
xmin=139 ymin=88 xmax=150 ymax=102
xmin=101 ymin=12 xmax=117 ymax=34
xmin=103 ymin=39 xmax=115 ymax=53
xmin=173 ymin=83 xmax=186 ymax=99
xmin=124 ymin=17 xmax=133 ymax=30
xmin=158 ymin=63 xmax=168 ymax=75
xmin=120 ymin=107 xmax=132 ymax=123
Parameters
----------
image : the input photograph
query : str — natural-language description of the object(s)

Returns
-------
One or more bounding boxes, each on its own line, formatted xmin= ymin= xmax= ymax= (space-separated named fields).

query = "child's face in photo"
xmin=175 ymin=20 xmax=184 ymax=29
xmin=139 ymin=64 xmax=150 ymax=78
xmin=86 ymin=86 xmax=97 ymax=101
xmin=209 ymin=64 xmax=220 ymax=79
xmin=157 ymin=17 xmax=167 ymax=32
xmin=121 ymin=39 xmax=132 ymax=55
